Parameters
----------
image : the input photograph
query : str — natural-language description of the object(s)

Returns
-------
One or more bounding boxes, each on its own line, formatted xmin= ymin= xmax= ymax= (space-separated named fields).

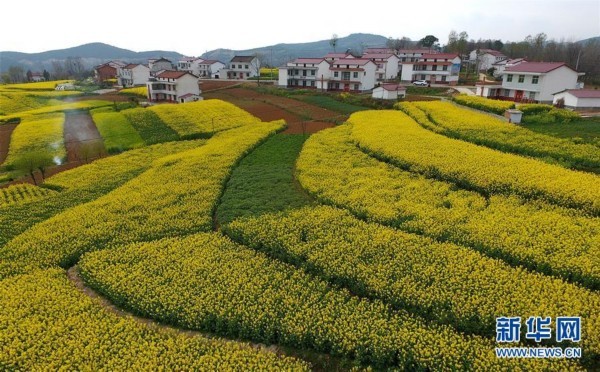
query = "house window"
xmin=342 ymin=72 xmax=351 ymax=80
xmin=529 ymin=91 xmax=536 ymax=99
xmin=441 ymin=76 xmax=447 ymax=82
xmin=245 ymin=65 xmax=249 ymax=69
xmin=353 ymin=72 xmax=358 ymax=78
xmin=442 ymin=65 xmax=448 ymax=71
xmin=379 ymin=74 xmax=383 ymax=79
xmin=532 ymin=76 xmax=539 ymax=84
xmin=507 ymin=74 xmax=513 ymax=82
xmin=231 ymin=64 xmax=235 ymax=68
xmin=518 ymin=75 xmax=525 ymax=83
xmin=334 ymin=71 xmax=339 ymax=77
xmin=421 ymin=74 xmax=426 ymax=80
xmin=432 ymin=65 xmax=437 ymax=71
xmin=311 ymin=81 xmax=315 ymax=87
xmin=353 ymin=84 xmax=359 ymax=90
xmin=311 ymin=70 xmax=315 ymax=76
xmin=504 ymin=89 xmax=510 ymax=96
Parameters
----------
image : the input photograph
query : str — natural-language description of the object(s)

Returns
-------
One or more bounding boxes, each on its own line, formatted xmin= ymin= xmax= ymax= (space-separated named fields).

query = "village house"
xmin=323 ymin=53 xmax=353 ymax=63
xmin=221 ymin=56 xmax=259 ymax=80
xmin=552 ymin=89 xmax=600 ymax=110
xmin=372 ymin=83 xmax=406 ymax=100
xmin=198 ymin=60 xmax=225 ymax=78
xmin=278 ymin=58 xmax=331 ymax=89
xmin=402 ymin=53 xmax=461 ymax=85
xmin=146 ymin=70 xmax=201 ymax=103
xmin=362 ymin=53 xmax=400 ymax=81
xmin=94 ymin=61 xmax=126 ymax=82
xmin=328 ymin=58 xmax=377 ymax=92
xmin=475 ymin=62 xmax=582 ymax=103
xmin=492 ymin=58 xmax=526 ymax=78
xmin=469 ymin=49 xmax=507 ymax=71
xmin=177 ymin=57 xmax=203 ymax=75
xmin=117 ymin=63 xmax=150 ymax=87
xmin=149 ymin=57 xmax=174 ymax=75
xmin=30 ymin=72 xmax=45 ymax=82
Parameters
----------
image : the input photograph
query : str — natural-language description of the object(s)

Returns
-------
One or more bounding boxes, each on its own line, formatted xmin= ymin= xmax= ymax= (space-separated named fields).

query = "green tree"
xmin=12 ymin=151 xmax=55 ymax=185
xmin=419 ymin=35 xmax=439 ymax=51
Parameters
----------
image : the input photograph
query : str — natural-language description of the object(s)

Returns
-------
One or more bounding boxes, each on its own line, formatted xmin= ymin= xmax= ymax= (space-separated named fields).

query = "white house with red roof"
xmin=328 ymin=58 xmax=377 ymax=92
xmin=404 ymin=53 xmax=461 ymax=85
xmin=492 ymin=58 xmax=526 ymax=78
xmin=221 ymin=56 xmax=259 ymax=80
xmin=372 ymin=83 xmax=406 ymax=100
xmin=469 ymin=49 xmax=507 ymax=71
xmin=553 ymin=89 xmax=600 ymax=110
xmin=118 ymin=63 xmax=150 ymax=87
xmin=146 ymin=70 xmax=201 ymax=103
xmin=278 ymin=58 xmax=331 ymax=89
xmin=148 ymin=58 xmax=174 ymax=75
xmin=476 ymin=62 xmax=582 ymax=103
xmin=362 ymin=53 xmax=400 ymax=81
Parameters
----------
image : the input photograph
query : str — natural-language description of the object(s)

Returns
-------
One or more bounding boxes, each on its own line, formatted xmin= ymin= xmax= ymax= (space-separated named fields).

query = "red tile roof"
xmin=479 ymin=49 xmax=506 ymax=57
xmin=333 ymin=58 xmax=372 ymax=66
xmin=124 ymin=63 xmax=141 ymax=69
xmin=362 ymin=53 xmax=396 ymax=59
xmin=292 ymin=58 xmax=326 ymax=64
xmin=505 ymin=62 xmax=570 ymax=73
xmin=421 ymin=53 xmax=459 ymax=59
xmin=556 ymin=89 xmax=600 ymax=98
xmin=200 ymin=60 xmax=222 ymax=65
xmin=157 ymin=70 xmax=193 ymax=79
xmin=179 ymin=93 xmax=199 ymax=99
xmin=378 ymin=83 xmax=406 ymax=91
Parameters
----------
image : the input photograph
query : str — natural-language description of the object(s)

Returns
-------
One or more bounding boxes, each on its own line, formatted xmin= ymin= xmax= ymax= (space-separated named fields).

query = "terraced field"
xmin=2 ymin=81 xmax=599 ymax=370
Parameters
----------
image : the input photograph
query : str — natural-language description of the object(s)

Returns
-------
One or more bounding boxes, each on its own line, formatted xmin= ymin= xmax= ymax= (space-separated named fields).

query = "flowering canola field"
xmin=2 ymin=95 xmax=599 ymax=370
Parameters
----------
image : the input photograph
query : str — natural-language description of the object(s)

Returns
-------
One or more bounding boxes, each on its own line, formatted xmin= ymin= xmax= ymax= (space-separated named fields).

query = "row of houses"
xmin=278 ymin=49 xmax=462 ymax=92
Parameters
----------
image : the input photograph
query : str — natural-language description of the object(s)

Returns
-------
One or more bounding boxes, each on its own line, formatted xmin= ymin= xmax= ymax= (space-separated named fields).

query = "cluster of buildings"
xmin=90 ymin=46 xmax=597 ymax=109
xmin=278 ymin=48 xmax=462 ymax=93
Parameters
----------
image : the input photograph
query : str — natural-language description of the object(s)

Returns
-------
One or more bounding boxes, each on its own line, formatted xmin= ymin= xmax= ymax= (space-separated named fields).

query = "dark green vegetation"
xmin=295 ymin=95 xmax=366 ymax=114
xmin=406 ymin=86 xmax=453 ymax=96
xmin=121 ymin=108 xmax=180 ymax=145
xmin=216 ymin=134 xmax=312 ymax=225
xmin=524 ymin=117 xmax=600 ymax=146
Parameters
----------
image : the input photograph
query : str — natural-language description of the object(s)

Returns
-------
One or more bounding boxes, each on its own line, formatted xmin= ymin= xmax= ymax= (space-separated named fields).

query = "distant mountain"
xmin=0 ymin=42 xmax=183 ymax=73
xmin=577 ymin=36 xmax=600 ymax=45
xmin=201 ymin=33 xmax=389 ymax=67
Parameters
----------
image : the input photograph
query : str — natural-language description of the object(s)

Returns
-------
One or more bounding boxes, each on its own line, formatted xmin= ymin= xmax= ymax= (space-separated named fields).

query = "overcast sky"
xmin=1 ymin=0 xmax=598 ymax=55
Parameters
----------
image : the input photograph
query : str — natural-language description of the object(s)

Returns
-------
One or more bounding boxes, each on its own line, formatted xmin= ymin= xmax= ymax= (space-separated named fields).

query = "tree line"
xmin=1 ymin=56 xmax=91 ymax=84
xmin=385 ymin=31 xmax=600 ymax=84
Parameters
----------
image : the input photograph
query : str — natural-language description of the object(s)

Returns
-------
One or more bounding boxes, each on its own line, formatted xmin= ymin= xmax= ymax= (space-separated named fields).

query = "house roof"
xmin=157 ymin=70 xmax=195 ymax=79
xmin=398 ymin=49 xmax=436 ymax=54
xmin=324 ymin=53 xmax=351 ymax=58
xmin=362 ymin=53 xmax=396 ymax=59
xmin=554 ymin=89 xmax=600 ymax=98
xmin=505 ymin=62 xmax=571 ymax=73
xmin=364 ymin=48 xmax=391 ymax=53
xmin=231 ymin=56 xmax=256 ymax=62
xmin=179 ymin=93 xmax=199 ymax=99
xmin=421 ymin=53 xmax=459 ymax=60
xmin=376 ymin=83 xmax=406 ymax=91
xmin=124 ymin=63 xmax=141 ymax=69
xmin=291 ymin=58 xmax=326 ymax=64
xmin=478 ymin=49 xmax=506 ymax=57
xmin=200 ymin=59 xmax=222 ymax=65
xmin=152 ymin=57 xmax=172 ymax=63
xmin=180 ymin=57 xmax=199 ymax=62
xmin=332 ymin=58 xmax=372 ymax=66
xmin=493 ymin=58 xmax=526 ymax=66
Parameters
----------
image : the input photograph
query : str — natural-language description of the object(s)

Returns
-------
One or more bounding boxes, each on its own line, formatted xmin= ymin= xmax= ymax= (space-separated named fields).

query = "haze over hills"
xmin=0 ymin=34 xmax=389 ymax=73
xmin=0 ymin=43 xmax=184 ymax=73
xmin=200 ymin=33 xmax=389 ymax=66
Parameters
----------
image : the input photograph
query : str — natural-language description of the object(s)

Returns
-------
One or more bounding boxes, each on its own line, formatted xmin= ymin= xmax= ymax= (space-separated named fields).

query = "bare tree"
xmin=250 ymin=53 xmax=265 ymax=85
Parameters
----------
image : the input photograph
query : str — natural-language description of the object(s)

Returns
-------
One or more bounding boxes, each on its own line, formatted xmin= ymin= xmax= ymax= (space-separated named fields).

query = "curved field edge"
xmin=0 ymin=268 xmax=308 ymax=370
xmin=78 ymin=232 xmax=582 ymax=371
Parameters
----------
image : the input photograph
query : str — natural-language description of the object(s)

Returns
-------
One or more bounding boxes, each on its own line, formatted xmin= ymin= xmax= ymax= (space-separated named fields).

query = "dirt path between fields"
xmin=66 ymin=265 xmax=348 ymax=371
xmin=204 ymin=88 xmax=344 ymax=134
xmin=0 ymin=123 xmax=18 ymax=165
xmin=64 ymin=111 xmax=106 ymax=163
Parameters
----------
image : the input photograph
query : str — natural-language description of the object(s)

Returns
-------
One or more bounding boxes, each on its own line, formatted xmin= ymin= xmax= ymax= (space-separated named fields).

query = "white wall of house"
xmin=552 ymin=92 xmax=600 ymax=109
xmin=226 ymin=57 xmax=258 ymax=79
xmin=203 ymin=62 xmax=225 ymax=78
xmin=400 ymin=63 xmax=414 ymax=81
xmin=129 ymin=65 xmax=150 ymax=86
xmin=278 ymin=67 xmax=288 ymax=86
xmin=372 ymin=87 xmax=397 ymax=100
xmin=502 ymin=66 xmax=578 ymax=103
xmin=175 ymin=74 xmax=201 ymax=98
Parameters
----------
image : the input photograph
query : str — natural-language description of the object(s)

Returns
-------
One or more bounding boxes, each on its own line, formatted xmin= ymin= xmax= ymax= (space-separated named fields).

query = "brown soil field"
xmin=204 ymin=87 xmax=343 ymax=134
xmin=0 ymin=123 xmax=17 ymax=165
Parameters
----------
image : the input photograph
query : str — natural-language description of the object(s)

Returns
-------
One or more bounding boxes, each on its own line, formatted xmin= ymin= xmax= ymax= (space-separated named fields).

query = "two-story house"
xmin=94 ymin=61 xmax=126 ymax=83
xmin=278 ymin=58 xmax=331 ymax=89
xmin=146 ymin=70 xmax=201 ymax=103
xmin=492 ymin=58 xmax=526 ymax=78
xmin=475 ymin=62 xmax=581 ymax=103
xmin=118 ymin=63 xmax=150 ymax=87
xmin=362 ymin=53 xmax=400 ymax=81
xmin=198 ymin=60 xmax=225 ymax=78
xmin=328 ymin=58 xmax=376 ymax=92
xmin=177 ymin=57 xmax=203 ymax=75
xmin=223 ymin=56 xmax=258 ymax=79
xmin=404 ymin=53 xmax=461 ymax=85
xmin=148 ymin=57 xmax=174 ymax=75
xmin=469 ymin=49 xmax=507 ymax=71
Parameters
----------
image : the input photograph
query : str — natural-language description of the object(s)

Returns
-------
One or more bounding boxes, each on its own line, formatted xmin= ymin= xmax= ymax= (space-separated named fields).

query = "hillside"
xmin=0 ymin=42 xmax=183 ymax=73
xmin=201 ymin=33 xmax=389 ymax=67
